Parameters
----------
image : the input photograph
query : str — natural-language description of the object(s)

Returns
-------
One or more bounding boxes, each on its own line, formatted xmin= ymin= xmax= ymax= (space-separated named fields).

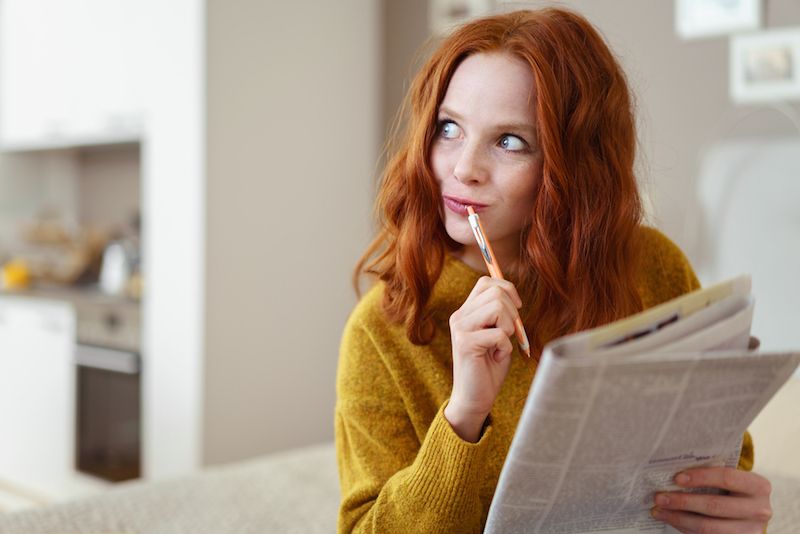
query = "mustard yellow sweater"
xmin=335 ymin=227 xmax=753 ymax=533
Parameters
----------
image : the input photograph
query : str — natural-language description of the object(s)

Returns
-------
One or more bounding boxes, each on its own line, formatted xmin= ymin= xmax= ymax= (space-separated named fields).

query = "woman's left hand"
xmin=652 ymin=467 xmax=772 ymax=533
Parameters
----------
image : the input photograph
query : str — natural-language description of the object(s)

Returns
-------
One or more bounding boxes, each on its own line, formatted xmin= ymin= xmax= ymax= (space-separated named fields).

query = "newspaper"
xmin=485 ymin=275 xmax=800 ymax=533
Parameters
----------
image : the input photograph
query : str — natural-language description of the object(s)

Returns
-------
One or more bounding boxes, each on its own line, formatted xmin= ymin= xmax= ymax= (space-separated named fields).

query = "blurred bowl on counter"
xmin=3 ymin=213 xmax=109 ymax=289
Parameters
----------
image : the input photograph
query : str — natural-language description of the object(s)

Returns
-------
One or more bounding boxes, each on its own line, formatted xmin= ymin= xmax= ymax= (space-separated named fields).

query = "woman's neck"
xmin=453 ymin=237 xmax=520 ymax=276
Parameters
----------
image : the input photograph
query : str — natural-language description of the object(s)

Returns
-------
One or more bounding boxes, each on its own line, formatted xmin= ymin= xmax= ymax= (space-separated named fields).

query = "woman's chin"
xmin=443 ymin=219 xmax=474 ymax=247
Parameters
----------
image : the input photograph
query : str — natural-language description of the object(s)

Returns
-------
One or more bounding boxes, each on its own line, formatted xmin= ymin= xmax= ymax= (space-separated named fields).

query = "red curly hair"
xmin=355 ymin=8 xmax=644 ymax=355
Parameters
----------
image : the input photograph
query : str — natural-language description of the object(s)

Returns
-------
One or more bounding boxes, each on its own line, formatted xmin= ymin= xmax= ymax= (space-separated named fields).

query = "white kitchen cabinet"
xmin=0 ymin=296 xmax=99 ymax=503
xmin=0 ymin=0 xmax=148 ymax=150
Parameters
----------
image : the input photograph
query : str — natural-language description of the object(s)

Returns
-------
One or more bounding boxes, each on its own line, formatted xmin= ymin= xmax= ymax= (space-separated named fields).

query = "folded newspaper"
xmin=485 ymin=275 xmax=800 ymax=533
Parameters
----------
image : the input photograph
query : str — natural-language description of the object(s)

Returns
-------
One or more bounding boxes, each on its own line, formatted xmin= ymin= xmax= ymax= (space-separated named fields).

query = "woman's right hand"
xmin=444 ymin=276 xmax=523 ymax=442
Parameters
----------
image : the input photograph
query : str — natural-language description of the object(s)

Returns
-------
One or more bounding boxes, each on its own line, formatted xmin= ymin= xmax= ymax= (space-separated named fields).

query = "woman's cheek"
xmin=434 ymin=142 xmax=464 ymax=179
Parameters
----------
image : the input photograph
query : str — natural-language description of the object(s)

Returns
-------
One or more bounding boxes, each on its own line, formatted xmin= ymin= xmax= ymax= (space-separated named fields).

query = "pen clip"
xmin=468 ymin=213 xmax=493 ymax=265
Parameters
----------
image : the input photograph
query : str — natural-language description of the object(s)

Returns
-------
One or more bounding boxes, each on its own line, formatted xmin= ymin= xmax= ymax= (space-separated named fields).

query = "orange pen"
xmin=466 ymin=206 xmax=532 ymax=359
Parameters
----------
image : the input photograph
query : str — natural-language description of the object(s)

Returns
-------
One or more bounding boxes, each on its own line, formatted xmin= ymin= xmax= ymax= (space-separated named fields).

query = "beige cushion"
xmin=0 ymin=443 xmax=339 ymax=534
xmin=0 ymin=444 xmax=797 ymax=533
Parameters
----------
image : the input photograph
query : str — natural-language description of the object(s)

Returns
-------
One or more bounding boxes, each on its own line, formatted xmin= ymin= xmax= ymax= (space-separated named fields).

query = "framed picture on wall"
xmin=730 ymin=28 xmax=800 ymax=104
xmin=676 ymin=0 xmax=761 ymax=40
xmin=429 ymin=0 xmax=494 ymax=35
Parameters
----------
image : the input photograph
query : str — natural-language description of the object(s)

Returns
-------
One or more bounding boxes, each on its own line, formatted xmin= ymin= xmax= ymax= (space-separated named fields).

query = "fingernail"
xmin=651 ymin=507 xmax=663 ymax=519
xmin=655 ymin=494 xmax=669 ymax=506
xmin=675 ymin=473 xmax=691 ymax=485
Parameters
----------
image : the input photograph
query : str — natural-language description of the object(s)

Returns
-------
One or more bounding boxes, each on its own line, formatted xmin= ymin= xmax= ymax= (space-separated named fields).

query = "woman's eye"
xmin=499 ymin=135 xmax=527 ymax=152
xmin=439 ymin=120 xmax=461 ymax=139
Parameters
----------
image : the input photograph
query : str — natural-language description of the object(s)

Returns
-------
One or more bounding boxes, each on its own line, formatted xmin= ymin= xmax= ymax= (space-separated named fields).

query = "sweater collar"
xmin=429 ymin=254 xmax=537 ymax=331
xmin=428 ymin=254 xmax=485 ymax=320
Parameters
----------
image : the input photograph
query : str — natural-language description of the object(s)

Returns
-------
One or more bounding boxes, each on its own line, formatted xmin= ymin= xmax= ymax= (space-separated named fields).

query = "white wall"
xmin=0 ymin=0 xmax=206 ymax=484
xmin=203 ymin=0 xmax=380 ymax=464
xmin=141 ymin=0 xmax=206 ymax=478
xmin=0 ymin=0 xmax=381 ymax=479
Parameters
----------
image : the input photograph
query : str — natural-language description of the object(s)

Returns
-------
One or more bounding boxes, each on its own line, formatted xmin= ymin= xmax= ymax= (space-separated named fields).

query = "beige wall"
xmin=383 ymin=0 xmax=800 ymax=248
xmin=495 ymin=0 xmax=800 ymax=252
xmin=382 ymin=0 xmax=430 ymax=138
xmin=78 ymin=145 xmax=140 ymax=233
xmin=0 ymin=145 xmax=139 ymax=253
xmin=512 ymin=0 xmax=800 ymax=478
xmin=204 ymin=0 xmax=380 ymax=464
xmin=381 ymin=0 xmax=800 ymax=477
xmin=202 ymin=0 xmax=800 ymax=474
xmin=0 ymin=154 xmax=46 ymax=257
xmin=514 ymin=0 xmax=800 ymax=480
xmin=750 ymin=379 xmax=800 ymax=478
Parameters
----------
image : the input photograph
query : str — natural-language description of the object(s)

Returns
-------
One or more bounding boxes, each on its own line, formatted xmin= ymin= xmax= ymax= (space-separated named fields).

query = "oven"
xmin=74 ymin=296 xmax=141 ymax=482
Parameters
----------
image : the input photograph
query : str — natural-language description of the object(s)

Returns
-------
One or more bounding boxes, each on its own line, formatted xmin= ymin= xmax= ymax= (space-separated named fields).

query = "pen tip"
xmin=467 ymin=206 xmax=476 ymax=216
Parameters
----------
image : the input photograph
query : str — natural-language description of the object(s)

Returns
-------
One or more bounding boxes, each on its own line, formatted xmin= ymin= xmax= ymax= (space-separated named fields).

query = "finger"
xmin=675 ymin=467 xmax=772 ymax=497
xmin=655 ymin=491 xmax=772 ymax=521
xmin=464 ymin=276 xmax=495 ymax=303
xmin=451 ymin=285 xmax=504 ymax=331
xmin=466 ymin=276 xmax=523 ymax=309
xmin=466 ymin=283 xmax=519 ymax=318
xmin=652 ymin=507 xmax=761 ymax=534
xmin=459 ymin=295 xmax=517 ymax=337
xmin=470 ymin=328 xmax=514 ymax=362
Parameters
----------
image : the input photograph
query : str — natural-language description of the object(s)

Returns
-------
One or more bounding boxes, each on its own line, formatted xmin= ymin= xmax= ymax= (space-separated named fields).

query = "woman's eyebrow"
xmin=438 ymin=105 xmax=535 ymax=135
xmin=438 ymin=105 xmax=464 ymax=120
xmin=494 ymin=121 xmax=536 ymax=135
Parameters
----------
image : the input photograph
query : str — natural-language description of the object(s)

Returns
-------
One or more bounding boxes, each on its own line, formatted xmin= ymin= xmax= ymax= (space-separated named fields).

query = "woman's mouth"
xmin=443 ymin=195 xmax=488 ymax=216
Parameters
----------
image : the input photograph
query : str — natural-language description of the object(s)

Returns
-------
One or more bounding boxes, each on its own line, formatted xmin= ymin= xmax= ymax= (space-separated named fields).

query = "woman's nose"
xmin=453 ymin=142 xmax=488 ymax=184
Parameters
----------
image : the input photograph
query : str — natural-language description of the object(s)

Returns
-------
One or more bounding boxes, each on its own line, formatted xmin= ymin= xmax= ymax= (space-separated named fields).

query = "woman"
xmin=336 ymin=8 xmax=771 ymax=533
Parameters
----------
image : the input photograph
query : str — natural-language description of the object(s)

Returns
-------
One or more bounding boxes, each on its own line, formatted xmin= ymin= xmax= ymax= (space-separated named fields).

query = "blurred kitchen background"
xmin=0 ymin=0 xmax=798 ymax=512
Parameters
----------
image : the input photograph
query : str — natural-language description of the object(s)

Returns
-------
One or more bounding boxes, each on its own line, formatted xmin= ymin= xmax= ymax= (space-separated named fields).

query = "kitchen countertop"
xmin=0 ymin=284 xmax=141 ymax=352
xmin=0 ymin=284 xmax=139 ymax=308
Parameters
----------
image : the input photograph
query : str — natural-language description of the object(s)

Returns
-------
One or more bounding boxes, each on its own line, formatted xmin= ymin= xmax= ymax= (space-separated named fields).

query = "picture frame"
xmin=429 ymin=0 xmax=494 ymax=35
xmin=730 ymin=28 xmax=800 ymax=104
xmin=676 ymin=0 xmax=761 ymax=40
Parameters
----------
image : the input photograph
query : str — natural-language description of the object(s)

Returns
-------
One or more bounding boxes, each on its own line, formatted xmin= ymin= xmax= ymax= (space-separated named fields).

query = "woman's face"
xmin=431 ymin=51 xmax=542 ymax=270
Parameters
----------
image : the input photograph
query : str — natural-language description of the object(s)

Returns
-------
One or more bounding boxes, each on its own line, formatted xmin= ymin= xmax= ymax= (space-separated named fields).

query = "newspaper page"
xmin=485 ymin=281 xmax=800 ymax=533
xmin=556 ymin=275 xmax=752 ymax=359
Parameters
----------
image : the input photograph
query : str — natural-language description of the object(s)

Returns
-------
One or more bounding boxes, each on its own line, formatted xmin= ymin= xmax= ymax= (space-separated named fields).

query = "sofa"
xmin=0 ymin=442 xmax=798 ymax=533
xmin=0 ymin=443 xmax=339 ymax=534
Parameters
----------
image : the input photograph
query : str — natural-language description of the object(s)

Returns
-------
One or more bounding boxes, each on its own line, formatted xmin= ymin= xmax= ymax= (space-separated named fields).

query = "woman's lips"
xmin=443 ymin=195 xmax=487 ymax=216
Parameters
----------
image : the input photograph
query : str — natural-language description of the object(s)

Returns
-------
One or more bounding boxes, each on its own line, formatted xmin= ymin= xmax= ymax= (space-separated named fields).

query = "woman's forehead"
xmin=441 ymin=52 xmax=537 ymax=123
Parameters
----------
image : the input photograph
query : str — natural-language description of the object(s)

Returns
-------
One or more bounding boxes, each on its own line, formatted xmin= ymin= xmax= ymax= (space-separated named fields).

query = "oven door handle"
xmin=76 ymin=344 xmax=139 ymax=374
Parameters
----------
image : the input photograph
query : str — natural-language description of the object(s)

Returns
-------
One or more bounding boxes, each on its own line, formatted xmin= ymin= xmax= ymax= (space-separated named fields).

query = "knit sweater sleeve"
xmin=335 ymin=311 xmax=491 ymax=534
xmin=636 ymin=226 xmax=701 ymax=309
